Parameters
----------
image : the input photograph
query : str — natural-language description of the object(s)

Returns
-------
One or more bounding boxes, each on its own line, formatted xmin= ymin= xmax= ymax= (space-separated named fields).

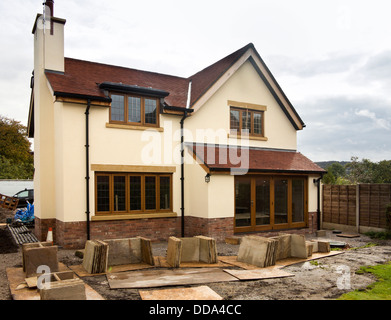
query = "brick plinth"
xmin=33 ymin=212 xmax=318 ymax=249
xmin=34 ymin=216 xmax=181 ymax=249
xmin=184 ymin=216 xmax=234 ymax=242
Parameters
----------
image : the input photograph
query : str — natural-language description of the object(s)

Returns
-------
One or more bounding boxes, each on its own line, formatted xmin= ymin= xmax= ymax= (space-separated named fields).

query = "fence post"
xmin=356 ymin=184 xmax=360 ymax=233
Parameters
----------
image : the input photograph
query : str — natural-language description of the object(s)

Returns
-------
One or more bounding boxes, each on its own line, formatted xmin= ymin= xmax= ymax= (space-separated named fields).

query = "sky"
xmin=1 ymin=0 xmax=391 ymax=162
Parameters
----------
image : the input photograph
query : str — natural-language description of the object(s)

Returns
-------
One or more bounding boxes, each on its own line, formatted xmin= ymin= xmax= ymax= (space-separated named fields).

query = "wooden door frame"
xmin=234 ymin=175 xmax=308 ymax=233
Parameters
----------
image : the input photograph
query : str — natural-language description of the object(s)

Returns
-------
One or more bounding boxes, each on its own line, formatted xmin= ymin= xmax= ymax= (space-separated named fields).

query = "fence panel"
xmin=322 ymin=184 xmax=391 ymax=230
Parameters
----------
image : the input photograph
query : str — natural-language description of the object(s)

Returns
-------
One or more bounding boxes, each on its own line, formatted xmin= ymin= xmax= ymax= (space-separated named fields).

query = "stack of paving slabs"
xmin=104 ymin=237 xmax=154 ymax=266
xmin=166 ymin=236 xmax=218 ymax=268
xmin=237 ymin=236 xmax=279 ymax=268
xmin=82 ymin=240 xmax=108 ymax=274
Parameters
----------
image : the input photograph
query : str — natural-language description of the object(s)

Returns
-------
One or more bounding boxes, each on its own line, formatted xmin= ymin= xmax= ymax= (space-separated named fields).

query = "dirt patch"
xmin=0 ymin=227 xmax=390 ymax=300
xmin=0 ymin=227 xmax=18 ymax=254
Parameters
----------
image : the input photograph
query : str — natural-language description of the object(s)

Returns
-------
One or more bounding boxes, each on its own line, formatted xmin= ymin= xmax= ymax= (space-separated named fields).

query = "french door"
xmin=234 ymin=176 xmax=307 ymax=232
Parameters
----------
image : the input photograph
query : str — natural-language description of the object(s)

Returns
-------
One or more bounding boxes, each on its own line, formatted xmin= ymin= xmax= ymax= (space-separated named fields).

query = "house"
xmin=28 ymin=2 xmax=325 ymax=249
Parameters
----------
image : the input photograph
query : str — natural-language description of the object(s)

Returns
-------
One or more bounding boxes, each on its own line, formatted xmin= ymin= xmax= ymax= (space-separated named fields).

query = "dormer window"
xmin=110 ymin=93 xmax=159 ymax=127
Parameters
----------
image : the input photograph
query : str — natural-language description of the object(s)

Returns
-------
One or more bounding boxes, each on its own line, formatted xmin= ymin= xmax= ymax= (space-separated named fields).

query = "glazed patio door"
xmin=234 ymin=176 xmax=307 ymax=232
xmin=234 ymin=176 xmax=272 ymax=232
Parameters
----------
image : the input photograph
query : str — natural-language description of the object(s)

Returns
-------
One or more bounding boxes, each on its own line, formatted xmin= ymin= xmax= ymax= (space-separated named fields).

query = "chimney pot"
xmin=45 ymin=0 xmax=54 ymax=17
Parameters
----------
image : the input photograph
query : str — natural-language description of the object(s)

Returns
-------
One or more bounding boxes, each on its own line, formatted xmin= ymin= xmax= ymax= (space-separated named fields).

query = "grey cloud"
xmin=352 ymin=50 xmax=391 ymax=85
xmin=267 ymin=52 xmax=363 ymax=78
xmin=297 ymin=96 xmax=391 ymax=161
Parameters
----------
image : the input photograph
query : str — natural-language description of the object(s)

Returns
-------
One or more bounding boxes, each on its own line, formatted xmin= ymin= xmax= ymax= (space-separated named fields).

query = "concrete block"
xmin=290 ymin=234 xmax=308 ymax=259
xmin=317 ymin=240 xmax=331 ymax=253
xmin=22 ymin=242 xmax=54 ymax=272
xmin=23 ymin=244 xmax=59 ymax=278
xmin=40 ymin=278 xmax=86 ymax=300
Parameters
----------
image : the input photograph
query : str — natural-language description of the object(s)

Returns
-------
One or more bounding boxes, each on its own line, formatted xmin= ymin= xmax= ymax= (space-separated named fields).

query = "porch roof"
xmin=188 ymin=144 xmax=326 ymax=175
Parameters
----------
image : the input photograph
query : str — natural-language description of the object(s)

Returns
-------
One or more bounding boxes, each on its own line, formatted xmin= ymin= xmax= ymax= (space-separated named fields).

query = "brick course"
xmin=34 ymin=212 xmax=318 ymax=249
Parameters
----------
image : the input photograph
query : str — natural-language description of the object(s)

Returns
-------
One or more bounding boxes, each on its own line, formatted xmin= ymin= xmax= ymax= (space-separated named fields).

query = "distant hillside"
xmin=315 ymin=161 xmax=351 ymax=169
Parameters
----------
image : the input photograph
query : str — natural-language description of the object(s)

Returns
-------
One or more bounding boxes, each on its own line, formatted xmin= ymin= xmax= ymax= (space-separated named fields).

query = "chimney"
xmin=33 ymin=0 xmax=65 ymax=72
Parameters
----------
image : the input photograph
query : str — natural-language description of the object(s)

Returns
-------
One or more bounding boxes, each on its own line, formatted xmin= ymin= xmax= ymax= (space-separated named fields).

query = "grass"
xmin=337 ymin=262 xmax=391 ymax=300
xmin=364 ymin=231 xmax=391 ymax=240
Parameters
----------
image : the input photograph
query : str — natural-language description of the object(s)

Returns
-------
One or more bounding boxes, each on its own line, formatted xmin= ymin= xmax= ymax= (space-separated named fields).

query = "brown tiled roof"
xmin=189 ymin=144 xmax=326 ymax=174
xmin=46 ymin=58 xmax=190 ymax=107
xmin=45 ymin=43 xmax=255 ymax=108
xmin=44 ymin=43 xmax=305 ymax=130
xmin=188 ymin=43 xmax=253 ymax=106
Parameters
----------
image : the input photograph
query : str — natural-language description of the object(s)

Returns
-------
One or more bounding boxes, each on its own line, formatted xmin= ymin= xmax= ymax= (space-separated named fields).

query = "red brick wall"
xmin=34 ymin=212 xmax=318 ymax=249
xmin=35 ymin=217 xmax=181 ymax=249
xmin=184 ymin=216 xmax=234 ymax=242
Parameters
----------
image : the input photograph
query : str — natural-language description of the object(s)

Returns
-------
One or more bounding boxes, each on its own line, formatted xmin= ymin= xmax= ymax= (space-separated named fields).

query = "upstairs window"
xmin=110 ymin=94 xmax=159 ymax=127
xmin=230 ymin=107 xmax=264 ymax=137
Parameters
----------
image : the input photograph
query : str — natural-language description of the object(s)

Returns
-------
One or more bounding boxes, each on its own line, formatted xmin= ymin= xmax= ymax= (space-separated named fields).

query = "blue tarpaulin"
xmin=14 ymin=202 xmax=34 ymax=223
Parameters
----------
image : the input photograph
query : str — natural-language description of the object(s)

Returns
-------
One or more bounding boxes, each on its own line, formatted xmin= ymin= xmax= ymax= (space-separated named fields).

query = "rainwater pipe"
xmin=313 ymin=176 xmax=323 ymax=231
xmin=180 ymin=81 xmax=192 ymax=237
xmin=85 ymin=100 xmax=91 ymax=240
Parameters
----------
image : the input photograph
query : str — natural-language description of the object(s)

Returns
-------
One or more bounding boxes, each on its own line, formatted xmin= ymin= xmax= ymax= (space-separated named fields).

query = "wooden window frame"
xmin=109 ymin=93 xmax=160 ymax=128
xmin=230 ymin=107 xmax=265 ymax=138
xmin=95 ymin=172 xmax=172 ymax=215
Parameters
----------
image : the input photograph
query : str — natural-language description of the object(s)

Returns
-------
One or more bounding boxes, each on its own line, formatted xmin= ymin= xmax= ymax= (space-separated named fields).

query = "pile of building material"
xmin=166 ymin=236 xmax=218 ymax=268
xmin=237 ymin=236 xmax=279 ymax=268
xmin=104 ymin=237 xmax=154 ymax=266
xmin=16 ymin=241 xmax=88 ymax=300
xmin=22 ymin=242 xmax=59 ymax=278
xmin=237 ymin=234 xmax=331 ymax=268
xmin=39 ymin=271 xmax=86 ymax=300
xmin=82 ymin=240 xmax=109 ymax=274
xmin=81 ymin=237 xmax=155 ymax=274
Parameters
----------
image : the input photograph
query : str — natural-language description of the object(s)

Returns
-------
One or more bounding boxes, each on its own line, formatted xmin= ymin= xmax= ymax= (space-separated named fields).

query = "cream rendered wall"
xmin=308 ymin=175 xmax=321 ymax=213
xmin=87 ymin=110 xmax=183 ymax=220
xmin=207 ymin=175 xmax=234 ymax=219
xmin=185 ymin=161 xmax=209 ymax=219
xmin=54 ymin=102 xmax=88 ymax=222
xmin=33 ymin=18 xmax=65 ymax=221
xmin=185 ymin=60 xmax=297 ymax=150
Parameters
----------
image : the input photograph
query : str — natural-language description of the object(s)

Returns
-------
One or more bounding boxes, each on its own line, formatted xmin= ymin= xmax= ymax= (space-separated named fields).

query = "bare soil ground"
xmin=1 ymin=208 xmax=390 ymax=300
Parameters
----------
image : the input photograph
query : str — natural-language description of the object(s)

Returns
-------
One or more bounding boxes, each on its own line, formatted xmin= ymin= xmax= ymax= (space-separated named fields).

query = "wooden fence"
xmin=322 ymin=184 xmax=391 ymax=231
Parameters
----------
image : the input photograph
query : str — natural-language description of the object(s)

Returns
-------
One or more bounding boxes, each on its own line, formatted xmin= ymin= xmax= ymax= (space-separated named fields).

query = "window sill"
xmin=106 ymin=123 xmax=164 ymax=132
xmin=91 ymin=212 xmax=177 ymax=221
xmin=228 ymin=134 xmax=268 ymax=141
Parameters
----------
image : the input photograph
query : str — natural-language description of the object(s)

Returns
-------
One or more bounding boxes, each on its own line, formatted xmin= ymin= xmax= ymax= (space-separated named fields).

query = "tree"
xmin=0 ymin=115 xmax=33 ymax=179
xmin=346 ymin=157 xmax=376 ymax=184
xmin=322 ymin=162 xmax=347 ymax=184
